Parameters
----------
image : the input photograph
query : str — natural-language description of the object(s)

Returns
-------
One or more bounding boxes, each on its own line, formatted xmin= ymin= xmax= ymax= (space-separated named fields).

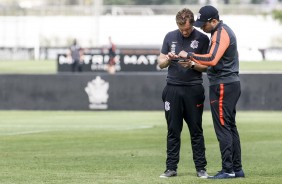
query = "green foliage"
xmin=0 ymin=111 xmax=282 ymax=183
xmin=250 ymin=0 xmax=264 ymax=4
xmin=134 ymin=0 xmax=179 ymax=5
xmin=272 ymin=9 xmax=282 ymax=24
xmin=104 ymin=0 xmax=134 ymax=5
xmin=104 ymin=0 xmax=180 ymax=5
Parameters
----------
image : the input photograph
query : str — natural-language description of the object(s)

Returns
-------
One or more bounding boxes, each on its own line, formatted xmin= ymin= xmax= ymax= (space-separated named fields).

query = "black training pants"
xmin=162 ymin=84 xmax=207 ymax=171
xmin=209 ymin=81 xmax=242 ymax=173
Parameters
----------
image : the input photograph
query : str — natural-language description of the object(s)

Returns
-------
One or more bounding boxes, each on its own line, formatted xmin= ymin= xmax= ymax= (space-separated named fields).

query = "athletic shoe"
xmin=208 ymin=171 xmax=235 ymax=179
xmin=159 ymin=170 xmax=177 ymax=178
xmin=235 ymin=170 xmax=245 ymax=178
xmin=197 ymin=170 xmax=209 ymax=178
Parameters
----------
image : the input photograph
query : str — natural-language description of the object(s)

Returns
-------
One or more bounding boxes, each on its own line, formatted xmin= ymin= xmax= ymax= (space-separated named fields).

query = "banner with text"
xmin=57 ymin=48 xmax=164 ymax=72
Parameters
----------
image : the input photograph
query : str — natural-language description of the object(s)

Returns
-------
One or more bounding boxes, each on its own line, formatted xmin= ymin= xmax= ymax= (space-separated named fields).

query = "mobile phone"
xmin=171 ymin=58 xmax=186 ymax=62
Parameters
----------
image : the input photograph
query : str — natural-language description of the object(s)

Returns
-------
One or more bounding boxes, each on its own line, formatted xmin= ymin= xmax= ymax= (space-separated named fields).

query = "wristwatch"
xmin=191 ymin=61 xmax=195 ymax=69
xmin=186 ymin=52 xmax=193 ymax=59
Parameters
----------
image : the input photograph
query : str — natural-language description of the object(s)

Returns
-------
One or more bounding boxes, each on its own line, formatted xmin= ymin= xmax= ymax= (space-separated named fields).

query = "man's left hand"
xmin=178 ymin=60 xmax=193 ymax=68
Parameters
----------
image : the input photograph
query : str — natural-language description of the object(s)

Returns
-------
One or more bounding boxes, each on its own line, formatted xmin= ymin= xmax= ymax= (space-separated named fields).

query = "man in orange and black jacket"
xmin=178 ymin=5 xmax=245 ymax=179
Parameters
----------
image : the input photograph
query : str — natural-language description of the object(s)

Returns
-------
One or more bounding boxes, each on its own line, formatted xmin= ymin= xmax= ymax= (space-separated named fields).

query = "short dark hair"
xmin=176 ymin=8 xmax=194 ymax=26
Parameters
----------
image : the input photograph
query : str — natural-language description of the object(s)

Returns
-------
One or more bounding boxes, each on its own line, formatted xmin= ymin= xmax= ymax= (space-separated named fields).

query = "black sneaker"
xmin=208 ymin=170 xmax=235 ymax=179
xmin=197 ymin=170 xmax=209 ymax=178
xmin=159 ymin=170 xmax=177 ymax=178
xmin=235 ymin=169 xmax=245 ymax=178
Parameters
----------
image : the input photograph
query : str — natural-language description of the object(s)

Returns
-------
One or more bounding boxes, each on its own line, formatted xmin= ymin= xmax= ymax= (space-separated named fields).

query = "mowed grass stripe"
xmin=0 ymin=111 xmax=163 ymax=135
xmin=1 ymin=111 xmax=282 ymax=184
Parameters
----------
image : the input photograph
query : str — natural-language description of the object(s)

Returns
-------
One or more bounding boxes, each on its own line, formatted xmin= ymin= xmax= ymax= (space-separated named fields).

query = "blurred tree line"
xmin=1 ymin=0 xmax=281 ymax=5
xmin=272 ymin=9 xmax=282 ymax=24
xmin=103 ymin=0 xmax=191 ymax=5
xmin=51 ymin=0 xmax=195 ymax=5
xmin=56 ymin=0 xmax=282 ymax=5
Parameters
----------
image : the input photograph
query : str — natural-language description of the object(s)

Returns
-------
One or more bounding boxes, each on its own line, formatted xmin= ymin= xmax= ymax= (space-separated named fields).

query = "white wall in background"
xmin=0 ymin=15 xmax=282 ymax=50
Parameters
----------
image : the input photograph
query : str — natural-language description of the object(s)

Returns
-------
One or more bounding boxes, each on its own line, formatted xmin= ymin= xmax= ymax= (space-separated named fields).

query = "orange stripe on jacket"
xmin=219 ymin=84 xmax=224 ymax=125
xmin=192 ymin=27 xmax=230 ymax=66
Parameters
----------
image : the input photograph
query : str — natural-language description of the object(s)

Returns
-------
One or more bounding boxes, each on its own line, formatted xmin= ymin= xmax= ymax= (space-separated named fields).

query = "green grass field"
xmin=1 ymin=111 xmax=282 ymax=184
xmin=0 ymin=60 xmax=56 ymax=74
xmin=0 ymin=60 xmax=282 ymax=74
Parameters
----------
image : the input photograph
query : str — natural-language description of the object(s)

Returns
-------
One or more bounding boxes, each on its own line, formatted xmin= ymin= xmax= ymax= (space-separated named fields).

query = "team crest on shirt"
xmin=171 ymin=42 xmax=177 ymax=54
xmin=190 ymin=40 xmax=199 ymax=49
xmin=165 ymin=101 xmax=170 ymax=111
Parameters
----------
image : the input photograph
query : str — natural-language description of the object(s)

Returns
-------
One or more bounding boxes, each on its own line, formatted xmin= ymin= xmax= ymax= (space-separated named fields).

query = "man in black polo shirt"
xmin=158 ymin=8 xmax=210 ymax=178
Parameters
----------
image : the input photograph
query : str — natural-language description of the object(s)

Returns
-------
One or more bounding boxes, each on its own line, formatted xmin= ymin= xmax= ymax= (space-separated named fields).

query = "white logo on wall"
xmin=85 ymin=76 xmax=109 ymax=109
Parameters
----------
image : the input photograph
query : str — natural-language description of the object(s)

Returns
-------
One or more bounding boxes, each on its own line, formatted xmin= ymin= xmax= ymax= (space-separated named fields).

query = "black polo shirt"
xmin=161 ymin=29 xmax=209 ymax=85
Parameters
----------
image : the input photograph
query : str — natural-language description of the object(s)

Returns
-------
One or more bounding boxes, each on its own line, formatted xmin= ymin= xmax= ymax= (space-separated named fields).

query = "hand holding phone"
xmin=171 ymin=58 xmax=187 ymax=62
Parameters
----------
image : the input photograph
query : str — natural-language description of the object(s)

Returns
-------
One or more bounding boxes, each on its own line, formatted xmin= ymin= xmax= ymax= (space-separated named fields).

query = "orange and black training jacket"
xmin=192 ymin=21 xmax=240 ymax=86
